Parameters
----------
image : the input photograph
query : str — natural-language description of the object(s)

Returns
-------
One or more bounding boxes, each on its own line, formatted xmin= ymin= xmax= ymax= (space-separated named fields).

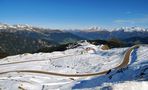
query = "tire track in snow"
xmin=0 ymin=54 xmax=79 ymax=66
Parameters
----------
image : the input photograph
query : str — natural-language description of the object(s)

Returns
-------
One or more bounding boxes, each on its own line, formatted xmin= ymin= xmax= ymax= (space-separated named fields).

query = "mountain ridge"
xmin=0 ymin=23 xmax=148 ymax=57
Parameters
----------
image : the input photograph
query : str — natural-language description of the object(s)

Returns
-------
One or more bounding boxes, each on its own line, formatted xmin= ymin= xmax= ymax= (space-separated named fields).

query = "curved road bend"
xmin=0 ymin=45 xmax=140 ymax=77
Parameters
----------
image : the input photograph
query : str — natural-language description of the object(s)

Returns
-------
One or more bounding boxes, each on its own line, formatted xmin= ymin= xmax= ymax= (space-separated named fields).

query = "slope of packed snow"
xmin=108 ymin=81 xmax=148 ymax=90
xmin=0 ymin=43 xmax=127 ymax=74
xmin=0 ymin=43 xmax=147 ymax=90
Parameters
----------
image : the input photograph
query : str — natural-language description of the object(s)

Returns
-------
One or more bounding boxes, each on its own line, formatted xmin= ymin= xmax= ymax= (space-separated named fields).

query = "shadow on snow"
xmin=72 ymin=48 xmax=145 ymax=89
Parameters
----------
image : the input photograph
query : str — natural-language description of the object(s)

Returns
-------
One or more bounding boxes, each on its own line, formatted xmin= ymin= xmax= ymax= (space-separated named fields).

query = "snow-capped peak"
xmin=0 ymin=23 xmax=148 ymax=32
xmin=113 ymin=26 xmax=148 ymax=32
xmin=84 ymin=26 xmax=148 ymax=32
xmin=0 ymin=23 xmax=9 ymax=29
xmin=0 ymin=23 xmax=33 ymax=30
xmin=12 ymin=24 xmax=33 ymax=30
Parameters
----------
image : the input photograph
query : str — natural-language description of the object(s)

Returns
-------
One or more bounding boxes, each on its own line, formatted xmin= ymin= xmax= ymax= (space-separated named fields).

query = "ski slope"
xmin=0 ymin=43 xmax=147 ymax=90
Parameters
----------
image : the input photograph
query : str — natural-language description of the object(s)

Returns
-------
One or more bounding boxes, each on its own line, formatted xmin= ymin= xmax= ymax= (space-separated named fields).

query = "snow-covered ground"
xmin=0 ymin=43 xmax=147 ymax=90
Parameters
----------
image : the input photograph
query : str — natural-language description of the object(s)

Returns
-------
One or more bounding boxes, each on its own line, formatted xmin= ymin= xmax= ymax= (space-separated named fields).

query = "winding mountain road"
xmin=0 ymin=45 xmax=140 ymax=77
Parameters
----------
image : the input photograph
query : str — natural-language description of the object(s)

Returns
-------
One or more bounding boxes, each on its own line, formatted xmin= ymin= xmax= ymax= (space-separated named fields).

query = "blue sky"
xmin=0 ymin=0 xmax=148 ymax=29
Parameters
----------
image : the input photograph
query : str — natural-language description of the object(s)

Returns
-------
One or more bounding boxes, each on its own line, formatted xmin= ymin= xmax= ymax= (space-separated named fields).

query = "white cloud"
xmin=115 ymin=20 xmax=135 ymax=24
xmin=114 ymin=17 xmax=148 ymax=24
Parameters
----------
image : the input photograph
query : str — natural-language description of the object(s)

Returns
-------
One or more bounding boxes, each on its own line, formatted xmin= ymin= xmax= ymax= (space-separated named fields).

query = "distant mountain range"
xmin=0 ymin=23 xmax=148 ymax=58
xmin=0 ymin=23 xmax=83 ymax=56
xmin=69 ymin=26 xmax=148 ymax=40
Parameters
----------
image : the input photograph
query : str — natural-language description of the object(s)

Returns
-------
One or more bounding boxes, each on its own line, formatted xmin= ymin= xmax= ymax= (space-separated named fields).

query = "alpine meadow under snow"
xmin=0 ymin=42 xmax=147 ymax=90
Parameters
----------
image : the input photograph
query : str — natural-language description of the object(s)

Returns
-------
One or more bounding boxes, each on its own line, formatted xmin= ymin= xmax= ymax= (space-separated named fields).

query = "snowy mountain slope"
xmin=72 ymin=45 xmax=148 ymax=90
xmin=0 ymin=44 xmax=127 ymax=74
xmin=0 ymin=43 xmax=147 ymax=90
